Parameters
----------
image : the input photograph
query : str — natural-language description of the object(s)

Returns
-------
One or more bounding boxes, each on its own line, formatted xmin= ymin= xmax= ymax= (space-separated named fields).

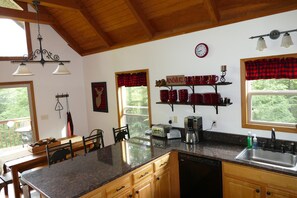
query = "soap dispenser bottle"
xmin=247 ymin=132 xmax=252 ymax=149
xmin=252 ymin=134 xmax=258 ymax=149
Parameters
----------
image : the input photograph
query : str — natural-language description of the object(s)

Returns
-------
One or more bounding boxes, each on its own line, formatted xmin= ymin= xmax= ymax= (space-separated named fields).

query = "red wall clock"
xmin=195 ymin=43 xmax=209 ymax=58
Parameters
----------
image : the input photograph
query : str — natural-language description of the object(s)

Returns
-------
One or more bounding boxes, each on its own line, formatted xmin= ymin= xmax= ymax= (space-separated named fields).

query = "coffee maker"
xmin=184 ymin=116 xmax=203 ymax=144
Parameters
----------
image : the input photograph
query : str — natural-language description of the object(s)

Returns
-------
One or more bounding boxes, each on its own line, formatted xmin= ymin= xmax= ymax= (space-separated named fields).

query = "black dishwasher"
xmin=179 ymin=153 xmax=222 ymax=198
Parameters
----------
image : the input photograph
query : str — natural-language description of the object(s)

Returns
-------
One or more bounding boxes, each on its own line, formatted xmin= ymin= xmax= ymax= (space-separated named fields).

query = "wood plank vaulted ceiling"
xmin=1 ymin=0 xmax=297 ymax=56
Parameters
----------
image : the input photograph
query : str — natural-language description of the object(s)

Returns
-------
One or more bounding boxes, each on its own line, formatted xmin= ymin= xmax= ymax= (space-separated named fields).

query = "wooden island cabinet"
xmin=81 ymin=152 xmax=179 ymax=198
xmin=223 ymin=162 xmax=297 ymax=198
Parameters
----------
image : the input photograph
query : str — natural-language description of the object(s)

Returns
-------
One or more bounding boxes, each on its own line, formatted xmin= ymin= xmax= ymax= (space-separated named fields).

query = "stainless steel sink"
xmin=235 ymin=148 xmax=297 ymax=171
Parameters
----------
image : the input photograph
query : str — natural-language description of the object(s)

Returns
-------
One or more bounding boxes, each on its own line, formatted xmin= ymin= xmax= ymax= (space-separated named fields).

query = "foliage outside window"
xmin=241 ymin=54 xmax=297 ymax=133
xmin=0 ymin=81 xmax=39 ymax=150
xmin=116 ymin=70 xmax=152 ymax=138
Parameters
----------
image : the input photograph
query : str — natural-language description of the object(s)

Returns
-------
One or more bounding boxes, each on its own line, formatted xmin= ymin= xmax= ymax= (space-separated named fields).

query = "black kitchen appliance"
xmin=179 ymin=153 xmax=222 ymax=198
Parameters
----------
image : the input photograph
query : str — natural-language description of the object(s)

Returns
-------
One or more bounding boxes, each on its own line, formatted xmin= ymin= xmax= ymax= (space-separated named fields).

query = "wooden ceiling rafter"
xmin=0 ymin=6 xmax=53 ymax=24
xmin=76 ymin=1 xmax=113 ymax=47
xmin=204 ymin=0 xmax=220 ymax=24
xmin=16 ymin=0 xmax=80 ymax=11
xmin=81 ymin=36 xmax=151 ymax=56
xmin=37 ymin=6 xmax=84 ymax=55
xmin=2 ymin=0 xmax=297 ymax=56
xmin=124 ymin=0 xmax=155 ymax=38
xmin=51 ymin=22 xmax=84 ymax=55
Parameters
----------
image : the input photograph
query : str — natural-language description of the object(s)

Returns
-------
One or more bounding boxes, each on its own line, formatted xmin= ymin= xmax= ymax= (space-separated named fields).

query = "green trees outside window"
xmin=0 ymin=87 xmax=31 ymax=149
xmin=249 ymin=79 xmax=297 ymax=126
xmin=122 ymin=86 xmax=150 ymax=137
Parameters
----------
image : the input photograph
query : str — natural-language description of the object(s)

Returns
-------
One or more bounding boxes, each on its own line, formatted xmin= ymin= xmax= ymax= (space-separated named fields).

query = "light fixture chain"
xmin=33 ymin=0 xmax=41 ymax=37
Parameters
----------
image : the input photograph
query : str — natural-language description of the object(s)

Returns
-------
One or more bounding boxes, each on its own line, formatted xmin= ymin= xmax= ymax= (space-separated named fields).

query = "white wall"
xmin=0 ymin=23 xmax=88 ymax=139
xmin=83 ymin=10 xmax=297 ymax=145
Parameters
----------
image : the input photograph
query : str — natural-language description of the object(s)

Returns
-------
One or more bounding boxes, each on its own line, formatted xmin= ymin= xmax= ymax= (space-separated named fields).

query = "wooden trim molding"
xmin=0 ymin=81 xmax=39 ymax=141
xmin=240 ymin=53 xmax=297 ymax=133
xmin=0 ymin=2 xmax=33 ymax=61
xmin=115 ymin=69 xmax=152 ymax=129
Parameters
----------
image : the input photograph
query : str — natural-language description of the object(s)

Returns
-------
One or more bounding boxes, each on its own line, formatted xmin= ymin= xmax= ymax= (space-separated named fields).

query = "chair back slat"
xmin=82 ymin=129 xmax=104 ymax=154
xmin=46 ymin=140 xmax=73 ymax=166
xmin=113 ymin=124 xmax=130 ymax=143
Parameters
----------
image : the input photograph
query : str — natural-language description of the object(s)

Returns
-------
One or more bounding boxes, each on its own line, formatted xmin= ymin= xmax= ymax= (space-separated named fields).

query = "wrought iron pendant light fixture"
xmin=11 ymin=0 xmax=70 ymax=76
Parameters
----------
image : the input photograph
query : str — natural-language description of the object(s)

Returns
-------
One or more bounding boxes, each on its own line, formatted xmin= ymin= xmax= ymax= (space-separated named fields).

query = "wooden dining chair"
xmin=82 ymin=129 xmax=105 ymax=154
xmin=113 ymin=124 xmax=130 ymax=143
xmin=0 ymin=173 xmax=12 ymax=196
xmin=0 ymin=171 xmax=22 ymax=196
xmin=46 ymin=140 xmax=74 ymax=166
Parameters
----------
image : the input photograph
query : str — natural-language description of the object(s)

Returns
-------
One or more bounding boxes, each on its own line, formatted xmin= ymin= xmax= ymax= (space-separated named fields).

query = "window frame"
xmin=0 ymin=2 xmax=32 ymax=61
xmin=0 ymin=81 xmax=39 ymax=141
xmin=115 ymin=69 xmax=152 ymax=131
xmin=240 ymin=53 xmax=297 ymax=133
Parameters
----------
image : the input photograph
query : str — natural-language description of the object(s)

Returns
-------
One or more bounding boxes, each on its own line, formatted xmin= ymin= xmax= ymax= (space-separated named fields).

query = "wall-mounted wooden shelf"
xmin=156 ymin=82 xmax=232 ymax=114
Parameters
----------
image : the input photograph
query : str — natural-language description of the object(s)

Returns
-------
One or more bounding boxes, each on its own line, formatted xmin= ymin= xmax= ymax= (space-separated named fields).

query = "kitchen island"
xmin=21 ymin=136 xmax=297 ymax=198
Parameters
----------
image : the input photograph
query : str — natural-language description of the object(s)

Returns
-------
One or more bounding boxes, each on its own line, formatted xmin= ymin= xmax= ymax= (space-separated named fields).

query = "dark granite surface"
xmin=21 ymin=135 xmax=297 ymax=198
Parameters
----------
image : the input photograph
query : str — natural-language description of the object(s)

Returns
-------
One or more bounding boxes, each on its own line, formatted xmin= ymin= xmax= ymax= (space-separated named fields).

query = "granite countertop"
xmin=21 ymin=136 xmax=297 ymax=198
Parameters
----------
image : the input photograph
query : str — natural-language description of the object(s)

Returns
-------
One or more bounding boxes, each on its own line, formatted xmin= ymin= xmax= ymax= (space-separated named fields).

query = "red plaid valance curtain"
xmin=117 ymin=72 xmax=147 ymax=87
xmin=245 ymin=57 xmax=297 ymax=80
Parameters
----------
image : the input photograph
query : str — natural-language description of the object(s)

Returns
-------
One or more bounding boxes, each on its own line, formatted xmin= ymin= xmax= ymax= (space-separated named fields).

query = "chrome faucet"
xmin=271 ymin=128 xmax=276 ymax=148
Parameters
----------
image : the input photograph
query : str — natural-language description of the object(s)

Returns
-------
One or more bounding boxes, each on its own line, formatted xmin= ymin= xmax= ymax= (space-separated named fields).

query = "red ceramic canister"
xmin=189 ymin=93 xmax=203 ymax=104
xmin=202 ymin=93 xmax=221 ymax=104
xmin=160 ymin=90 xmax=169 ymax=102
xmin=178 ymin=89 xmax=188 ymax=103
xmin=168 ymin=90 xmax=177 ymax=102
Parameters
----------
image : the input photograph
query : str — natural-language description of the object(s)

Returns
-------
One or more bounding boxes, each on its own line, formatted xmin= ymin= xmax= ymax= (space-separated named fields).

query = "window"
xmin=0 ymin=81 xmax=39 ymax=152
xmin=115 ymin=70 xmax=152 ymax=138
xmin=0 ymin=1 xmax=32 ymax=60
xmin=241 ymin=54 xmax=297 ymax=133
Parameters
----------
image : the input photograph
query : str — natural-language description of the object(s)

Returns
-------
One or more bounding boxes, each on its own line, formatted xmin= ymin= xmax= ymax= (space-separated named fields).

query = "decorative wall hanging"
xmin=91 ymin=82 xmax=108 ymax=112
xmin=55 ymin=93 xmax=73 ymax=137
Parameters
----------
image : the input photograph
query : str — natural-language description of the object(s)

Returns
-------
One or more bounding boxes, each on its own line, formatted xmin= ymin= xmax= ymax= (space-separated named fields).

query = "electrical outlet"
xmin=173 ymin=116 xmax=178 ymax=123
xmin=212 ymin=121 xmax=217 ymax=127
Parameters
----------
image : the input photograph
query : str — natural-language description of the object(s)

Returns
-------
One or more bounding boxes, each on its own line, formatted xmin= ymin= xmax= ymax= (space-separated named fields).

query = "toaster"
xmin=151 ymin=124 xmax=171 ymax=138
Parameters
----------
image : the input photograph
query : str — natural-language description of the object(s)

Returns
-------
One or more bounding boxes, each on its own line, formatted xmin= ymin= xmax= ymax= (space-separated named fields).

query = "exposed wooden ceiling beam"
xmin=16 ymin=0 xmax=80 ymax=10
xmin=51 ymin=23 xmax=84 ymax=55
xmin=125 ymin=0 xmax=155 ymax=38
xmin=38 ymin=6 xmax=84 ymax=55
xmin=204 ymin=0 xmax=220 ymax=24
xmin=0 ymin=7 xmax=53 ymax=24
xmin=76 ymin=1 xmax=113 ymax=47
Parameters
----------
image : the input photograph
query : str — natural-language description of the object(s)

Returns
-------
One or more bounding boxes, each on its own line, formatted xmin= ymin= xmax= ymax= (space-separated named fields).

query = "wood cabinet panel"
xmin=154 ymin=169 xmax=171 ymax=198
xmin=81 ymin=186 xmax=105 ymax=198
xmin=153 ymin=154 xmax=170 ymax=172
xmin=106 ymin=176 xmax=132 ymax=198
xmin=265 ymin=188 xmax=297 ymax=198
xmin=223 ymin=162 xmax=297 ymax=198
xmin=224 ymin=176 xmax=262 ymax=198
xmin=132 ymin=164 xmax=153 ymax=184
xmin=133 ymin=178 xmax=154 ymax=198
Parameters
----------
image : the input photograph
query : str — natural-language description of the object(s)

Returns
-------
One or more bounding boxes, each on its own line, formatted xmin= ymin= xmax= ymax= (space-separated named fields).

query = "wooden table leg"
xmin=22 ymin=184 xmax=31 ymax=198
xmin=11 ymin=167 xmax=21 ymax=198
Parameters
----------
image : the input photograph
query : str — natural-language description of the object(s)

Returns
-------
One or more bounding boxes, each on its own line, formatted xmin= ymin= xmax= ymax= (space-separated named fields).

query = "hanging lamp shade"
xmin=12 ymin=63 xmax=33 ymax=76
xmin=52 ymin=62 xmax=71 ymax=75
xmin=281 ymin=32 xmax=294 ymax=48
xmin=256 ymin=37 xmax=267 ymax=51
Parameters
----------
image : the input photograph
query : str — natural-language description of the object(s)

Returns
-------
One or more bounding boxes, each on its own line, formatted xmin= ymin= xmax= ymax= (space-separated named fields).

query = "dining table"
xmin=3 ymin=136 xmax=85 ymax=198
